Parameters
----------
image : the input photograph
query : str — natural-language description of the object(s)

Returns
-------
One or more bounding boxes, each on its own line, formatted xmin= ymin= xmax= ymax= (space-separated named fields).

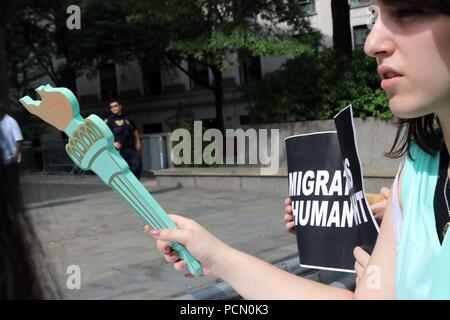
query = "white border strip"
xmin=334 ymin=105 xmax=380 ymax=232
xmin=300 ymin=263 xmax=356 ymax=274
xmin=285 ymin=130 xmax=337 ymax=141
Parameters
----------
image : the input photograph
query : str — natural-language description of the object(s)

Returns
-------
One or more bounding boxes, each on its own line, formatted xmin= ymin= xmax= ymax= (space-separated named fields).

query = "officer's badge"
xmin=115 ymin=120 xmax=124 ymax=126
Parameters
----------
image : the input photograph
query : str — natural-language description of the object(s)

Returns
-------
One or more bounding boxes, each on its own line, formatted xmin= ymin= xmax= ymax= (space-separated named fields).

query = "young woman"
xmin=0 ymin=120 xmax=58 ymax=299
xmin=146 ymin=0 xmax=450 ymax=299
xmin=0 ymin=149 xmax=45 ymax=299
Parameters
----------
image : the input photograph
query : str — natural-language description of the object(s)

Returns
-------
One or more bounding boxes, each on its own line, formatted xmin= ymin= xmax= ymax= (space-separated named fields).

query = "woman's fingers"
xmin=284 ymin=197 xmax=292 ymax=206
xmin=353 ymin=246 xmax=370 ymax=269
xmin=286 ymin=221 xmax=295 ymax=231
xmin=152 ymin=228 xmax=193 ymax=246
xmin=354 ymin=260 xmax=365 ymax=280
xmin=144 ymin=220 xmax=197 ymax=275
xmin=370 ymin=199 xmax=388 ymax=219
xmin=354 ymin=246 xmax=371 ymax=281
xmin=168 ymin=214 xmax=195 ymax=229
xmin=146 ymin=226 xmax=185 ymax=270
xmin=285 ymin=205 xmax=292 ymax=215
xmin=284 ymin=213 xmax=294 ymax=223
xmin=144 ymin=225 xmax=172 ymax=254
xmin=157 ymin=240 xmax=171 ymax=255
xmin=284 ymin=197 xmax=295 ymax=233
xmin=174 ymin=260 xmax=187 ymax=272
xmin=164 ymin=251 xmax=180 ymax=264
xmin=380 ymin=187 xmax=390 ymax=198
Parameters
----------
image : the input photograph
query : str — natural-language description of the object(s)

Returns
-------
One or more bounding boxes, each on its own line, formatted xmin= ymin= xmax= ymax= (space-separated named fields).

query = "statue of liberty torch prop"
xmin=20 ymin=84 xmax=202 ymax=277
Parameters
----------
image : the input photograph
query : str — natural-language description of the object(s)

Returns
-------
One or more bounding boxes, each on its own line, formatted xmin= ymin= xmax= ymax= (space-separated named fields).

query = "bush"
xmin=244 ymin=48 xmax=391 ymax=123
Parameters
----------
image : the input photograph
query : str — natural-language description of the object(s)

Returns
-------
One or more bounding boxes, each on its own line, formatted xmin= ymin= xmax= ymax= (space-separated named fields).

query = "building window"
xmin=239 ymin=50 xmax=262 ymax=85
xmin=188 ymin=60 xmax=209 ymax=89
xmin=353 ymin=25 xmax=370 ymax=49
xmin=59 ymin=67 xmax=77 ymax=96
xmin=350 ymin=0 xmax=371 ymax=8
xmin=142 ymin=61 xmax=162 ymax=95
xmin=298 ymin=0 xmax=316 ymax=14
xmin=194 ymin=118 xmax=218 ymax=129
xmin=143 ymin=123 xmax=163 ymax=134
xmin=239 ymin=115 xmax=250 ymax=126
xmin=99 ymin=63 xmax=118 ymax=101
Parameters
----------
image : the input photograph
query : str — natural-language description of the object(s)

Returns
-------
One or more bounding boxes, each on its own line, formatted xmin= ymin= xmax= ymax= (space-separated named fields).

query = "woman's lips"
xmin=381 ymin=76 xmax=403 ymax=90
xmin=378 ymin=65 xmax=404 ymax=90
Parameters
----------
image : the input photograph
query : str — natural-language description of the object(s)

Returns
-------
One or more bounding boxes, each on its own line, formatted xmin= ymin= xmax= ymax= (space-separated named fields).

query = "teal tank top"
xmin=396 ymin=142 xmax=450 ymax=299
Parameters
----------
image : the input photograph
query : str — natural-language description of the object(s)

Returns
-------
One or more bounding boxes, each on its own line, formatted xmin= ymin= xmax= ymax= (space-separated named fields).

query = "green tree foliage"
xmin=245 ymin=48 xmax=391 ymax=123
xmin=125 ymin=0 xmax=319 ymax=132
xmin=6 ymin=0 xmax=320 ymax=132
xmin=4 ymin=0 xmax=88 ymax=140
xmin=5 ymin=1 xmax=91 ymax=92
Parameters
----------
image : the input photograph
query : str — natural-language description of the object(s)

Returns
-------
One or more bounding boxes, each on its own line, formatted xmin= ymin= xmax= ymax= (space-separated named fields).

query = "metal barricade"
xmin=141 ymin=134 xmax=169 ymax=172
xmin=40 ymin=140 xmax=77 ymax=174
xmin=171 ymin=254 xmax=356 ymax=300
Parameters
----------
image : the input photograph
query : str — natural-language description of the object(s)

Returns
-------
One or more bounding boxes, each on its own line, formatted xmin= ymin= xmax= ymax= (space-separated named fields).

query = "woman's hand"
xmin=144 ymin=214 xmax=229 ymax=277
xmin=353 ymin=246 xmax=371 ymax=285
xmin=369 ymin=187 xmax=390 ymax=220
xmin=284 ymin=197 xmax=295 ymax=234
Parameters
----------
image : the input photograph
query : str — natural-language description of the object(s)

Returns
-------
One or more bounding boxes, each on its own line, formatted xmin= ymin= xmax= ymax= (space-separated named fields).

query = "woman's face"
xmin=364 ymin=1 xmax=450 ymax=119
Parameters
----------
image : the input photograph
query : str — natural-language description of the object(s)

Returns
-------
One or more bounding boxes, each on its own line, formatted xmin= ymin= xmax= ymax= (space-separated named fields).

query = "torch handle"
xmin=110 ymin=170 xmax=203 ymax=277
xmin=19 ymin=85 xmax=203 ymax=277
xmin=65 ymin=114 xmax=203 ymax=277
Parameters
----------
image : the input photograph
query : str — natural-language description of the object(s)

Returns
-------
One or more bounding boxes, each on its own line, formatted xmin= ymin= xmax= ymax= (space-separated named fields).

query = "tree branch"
xmin=165 ymin=54 xmax=214 ymax=90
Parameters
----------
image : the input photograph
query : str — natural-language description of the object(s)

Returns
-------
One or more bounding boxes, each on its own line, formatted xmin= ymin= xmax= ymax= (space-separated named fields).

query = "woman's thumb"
xmin=150 ymin=227 xmax=192 ymax=245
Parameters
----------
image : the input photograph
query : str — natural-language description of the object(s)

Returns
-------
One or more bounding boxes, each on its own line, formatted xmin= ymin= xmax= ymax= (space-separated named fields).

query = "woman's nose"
xmin=364 ymin=20 xmax=396 ymax=59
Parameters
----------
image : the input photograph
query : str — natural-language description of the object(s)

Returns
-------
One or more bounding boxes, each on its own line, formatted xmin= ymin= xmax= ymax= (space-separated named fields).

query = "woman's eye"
xmin=394 ymin=8 xmax=423 ymax=19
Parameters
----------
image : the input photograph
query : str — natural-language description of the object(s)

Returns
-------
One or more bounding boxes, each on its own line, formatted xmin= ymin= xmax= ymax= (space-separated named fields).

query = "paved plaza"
xmin=21 ymin=173 xmax=298 ymax=299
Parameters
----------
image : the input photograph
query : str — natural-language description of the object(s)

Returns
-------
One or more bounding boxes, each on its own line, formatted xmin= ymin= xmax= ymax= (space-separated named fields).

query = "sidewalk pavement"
xmin=21 ymin=173 xmax=298 ymax=299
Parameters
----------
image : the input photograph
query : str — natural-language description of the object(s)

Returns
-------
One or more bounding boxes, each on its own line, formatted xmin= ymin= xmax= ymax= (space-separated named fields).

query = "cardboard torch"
xmin=19 ymin=84 xmax=203 ymax=277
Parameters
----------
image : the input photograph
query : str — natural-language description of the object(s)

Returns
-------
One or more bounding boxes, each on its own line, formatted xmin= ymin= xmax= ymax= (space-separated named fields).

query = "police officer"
xmin=105 ymin=99 xmax=143 ymax=179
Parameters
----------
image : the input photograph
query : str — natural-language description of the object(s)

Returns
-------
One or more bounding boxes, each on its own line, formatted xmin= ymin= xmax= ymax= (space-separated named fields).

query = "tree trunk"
xmin=211 ymin=67 xmax=225 ymax=133
xmin=0 ymin=29 xmax=10 ymax=113
xmin=331 ymin=0 xmax=353 ymax=57
xmin=0 ymin=0 xmax=38 ymax=113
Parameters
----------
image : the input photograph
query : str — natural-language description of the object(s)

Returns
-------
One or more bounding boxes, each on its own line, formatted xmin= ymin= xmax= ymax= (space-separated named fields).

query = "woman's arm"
xmin=215 ymin=246 xmax=354 ymax=299
xmin=149 ymin=191 xmax=398 ymax=299
xmin=210 ymin=191 xmax=397 ymax=300
xmin=353 ymin=182 xmax=398 ymax=299
xmin=150 ymin=217 xmax=353 ymax=299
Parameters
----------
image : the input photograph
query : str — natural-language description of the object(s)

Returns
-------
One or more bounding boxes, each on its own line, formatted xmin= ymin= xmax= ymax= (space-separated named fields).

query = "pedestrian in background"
xmin=104 ymin=99 xmax=143 ymax=179
xmin=0 ymin=101 xmax=23 ymax=186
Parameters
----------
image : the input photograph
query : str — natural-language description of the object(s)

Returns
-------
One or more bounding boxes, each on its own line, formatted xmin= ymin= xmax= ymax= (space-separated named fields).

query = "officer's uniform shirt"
xmin=104 ymin=114 xmax=138 ymax=150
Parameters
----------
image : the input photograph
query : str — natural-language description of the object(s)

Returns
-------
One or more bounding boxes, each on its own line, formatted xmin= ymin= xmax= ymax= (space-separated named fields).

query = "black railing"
xmin=171 ymin=254 xmax=356 ymax=300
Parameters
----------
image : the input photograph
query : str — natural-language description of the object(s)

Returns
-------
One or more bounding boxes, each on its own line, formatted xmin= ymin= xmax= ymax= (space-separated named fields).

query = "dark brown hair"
xmin=0 ymin=161 xmax=44 ymax=299
xmin=380 ymin=0 xmax=450 ymax=158
xmin=0 ymin=155 xmax=59 ymax=299
xmin=385 ymin=115 xmax=442 ymax=159
xmin=381 ymin=0 xmax=450 ymax=15
xmin=108 ymin=99 xmax=122 ymax=106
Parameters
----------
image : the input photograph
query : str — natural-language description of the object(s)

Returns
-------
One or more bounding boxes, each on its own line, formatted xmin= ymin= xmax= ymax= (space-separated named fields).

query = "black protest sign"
xmin=285 ymin=106 xmax=379 ymax=272
xmin=334 ymin=106 xmax=379 ymax=255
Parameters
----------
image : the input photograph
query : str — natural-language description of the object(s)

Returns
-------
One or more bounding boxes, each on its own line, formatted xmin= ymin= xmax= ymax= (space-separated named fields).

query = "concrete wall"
xmin=244 ymin=116 xmax=399 ymax=178
xmin=155 ymin=172 xmax=393 ymax=197
xmin=155 ymin=117 xmax=400 ymax=195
